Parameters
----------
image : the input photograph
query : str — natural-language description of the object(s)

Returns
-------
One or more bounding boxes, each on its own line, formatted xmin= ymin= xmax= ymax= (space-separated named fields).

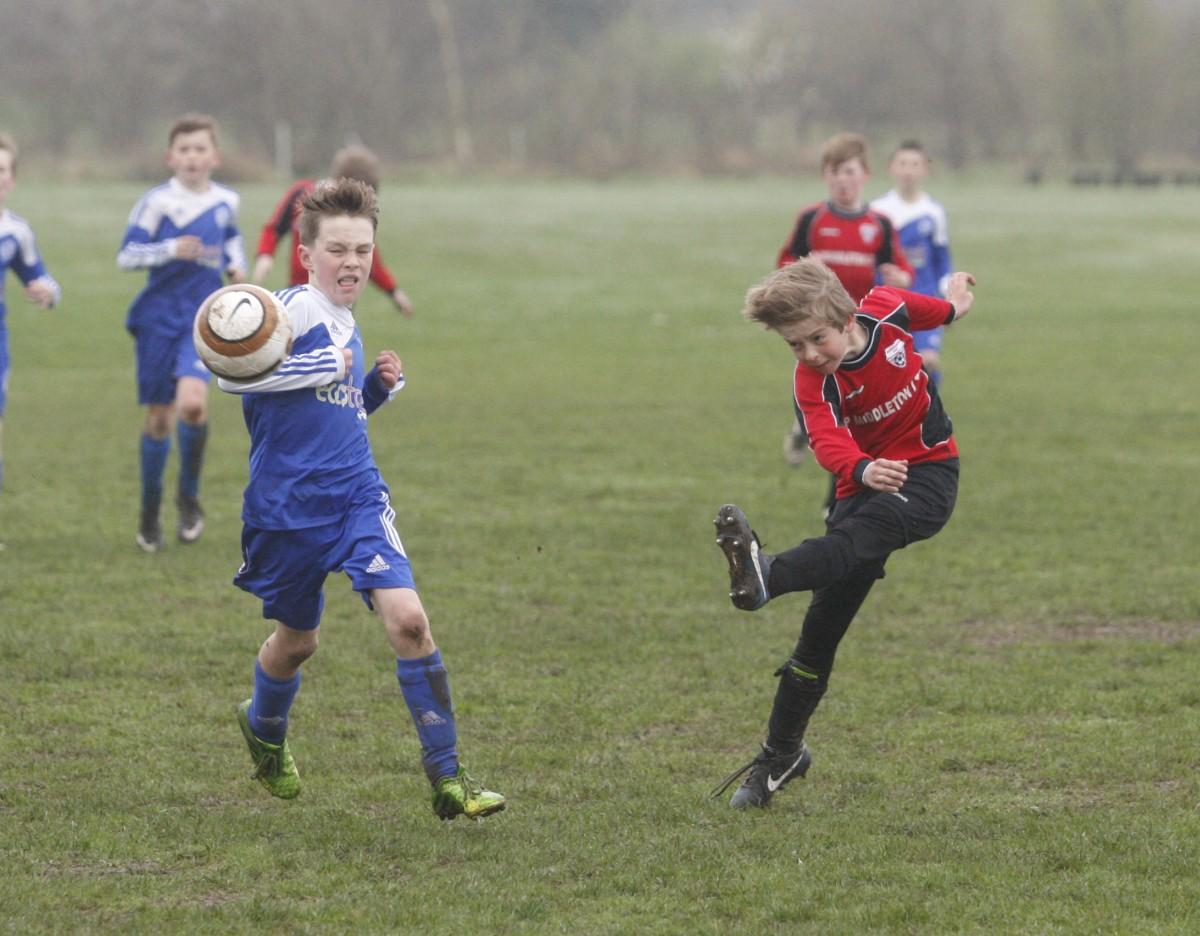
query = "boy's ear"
xmin=298 ymin=244 xmax=314 ymax=272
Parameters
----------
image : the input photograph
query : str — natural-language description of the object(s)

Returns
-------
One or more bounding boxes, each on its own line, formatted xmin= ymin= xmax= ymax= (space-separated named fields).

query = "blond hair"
xmin=299 ymin=177 xmax=379 ymax=246
xmin=168 ymin=113 xmax=218 ymax=147
xmin=820 ymin=132 xmax=869 ymax=173
xmin=0 ymin=132 xmax=17 ymax=172
xmin=330 ymin=145 xmax=381 ymax=191
xmin=743 ymin=258 xmax=857 ymax=330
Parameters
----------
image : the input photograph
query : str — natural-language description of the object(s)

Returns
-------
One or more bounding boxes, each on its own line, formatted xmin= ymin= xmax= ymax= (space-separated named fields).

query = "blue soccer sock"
xmin=396 ymin=650 xmax=459 ymax=784
xmin=139 ymin=433 xmax=170 ymax=517
xmin=176 ymin=421 xmax=208 ymax=501
xmin=248 ymin=660 xmax=301 ymax=744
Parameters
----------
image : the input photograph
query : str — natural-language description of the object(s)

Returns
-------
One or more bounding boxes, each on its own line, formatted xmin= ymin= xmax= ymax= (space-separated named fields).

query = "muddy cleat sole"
xmin=176 ymin=495 xmax=205 ymax=543
xmin=136 ymin=510 xmax=163 ymax=553
xmin=237 ymin=699 xmax=300 ymax=799
xmin=432 ymin=767 xmax=506 ymax=820
xmin=711 ymin=743 xmax=812 ymax=810
xmin=714 ymin=504 xmax=773 ymax=610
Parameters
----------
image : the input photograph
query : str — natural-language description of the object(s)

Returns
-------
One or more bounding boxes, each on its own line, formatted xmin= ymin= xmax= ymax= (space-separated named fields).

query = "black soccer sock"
xmin=765 ymin=660 xmax=827 ymax=754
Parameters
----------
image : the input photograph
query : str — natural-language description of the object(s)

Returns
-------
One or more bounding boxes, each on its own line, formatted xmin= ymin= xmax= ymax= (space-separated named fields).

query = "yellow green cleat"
xmin=237 ymin=699 xmax=300 ymax=799
xmin=432 ymin=767 xmax=506 ymax=820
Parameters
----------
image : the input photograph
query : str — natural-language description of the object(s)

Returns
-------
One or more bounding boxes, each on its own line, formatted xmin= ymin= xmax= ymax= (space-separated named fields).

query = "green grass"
xmin=1 ymin=174 xmax=1198 ymax=934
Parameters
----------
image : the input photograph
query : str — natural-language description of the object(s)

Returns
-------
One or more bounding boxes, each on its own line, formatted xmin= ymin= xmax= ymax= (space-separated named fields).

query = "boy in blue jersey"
xmin=118 ymin=114 xmax=246 ymax=552
xmin=871 ymin=141 xmax=953 ymax=384
xmin=0 ymin=133 xmax=61 ymax=543
xmin=224 ymin=177 xmax=505 ymax=821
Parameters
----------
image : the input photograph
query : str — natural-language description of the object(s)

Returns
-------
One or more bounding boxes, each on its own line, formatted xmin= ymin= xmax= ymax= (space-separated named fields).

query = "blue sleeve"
xmin=363 ymin=367 xmax=390 ymax=415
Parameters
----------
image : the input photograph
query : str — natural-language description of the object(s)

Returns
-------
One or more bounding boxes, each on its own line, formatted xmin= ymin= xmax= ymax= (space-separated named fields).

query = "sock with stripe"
xmin=176 ymin=421 xmax=208 ymax=500
xmin=139 ymin=433 xmax=170 ymax=518
xmin=248 ymin=660 xmax=301 ymax=744
xmin=396 ymin=650 xmax=459 ymax=783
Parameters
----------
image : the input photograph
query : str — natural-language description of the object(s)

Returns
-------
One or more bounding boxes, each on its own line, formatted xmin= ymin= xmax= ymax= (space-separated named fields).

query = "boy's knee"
xmin=178 ymin=402 xmax=206 ymax=424
xmin=389 ymin=607 xmax=431 ymax=647
xmin=275 ymin=628 xmax=319 ymax=668
xmin=144 ymin=407 xmax=172 ymax=437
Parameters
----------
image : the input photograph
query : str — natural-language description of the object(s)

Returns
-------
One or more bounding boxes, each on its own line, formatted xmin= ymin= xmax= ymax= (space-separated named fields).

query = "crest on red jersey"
xmin=884 ymin=338 xmax=907 ymax=368
xmin=859 ymin=222 xmax=878 ymax=244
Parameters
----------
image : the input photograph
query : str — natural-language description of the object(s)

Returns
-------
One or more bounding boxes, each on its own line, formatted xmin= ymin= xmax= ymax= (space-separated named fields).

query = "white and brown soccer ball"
xmin=193 ymin=284 xmax=292 ymax=380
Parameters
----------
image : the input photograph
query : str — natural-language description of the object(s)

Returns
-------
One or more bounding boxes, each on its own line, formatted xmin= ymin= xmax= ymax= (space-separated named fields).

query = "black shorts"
xmin=826 ymin=459 xmax=959 ymax=566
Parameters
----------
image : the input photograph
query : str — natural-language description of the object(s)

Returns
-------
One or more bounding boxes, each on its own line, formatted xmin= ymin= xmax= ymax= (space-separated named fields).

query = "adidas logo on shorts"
xmin=366 ymin=554 xmax=391 ymax=574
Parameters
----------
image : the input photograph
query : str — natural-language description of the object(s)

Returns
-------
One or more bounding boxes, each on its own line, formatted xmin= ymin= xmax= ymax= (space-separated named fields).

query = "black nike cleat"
xmin=714 ymin=504 xmax=773 ymax=611
xmin=710 ymin=742 xmax=812 ymax=809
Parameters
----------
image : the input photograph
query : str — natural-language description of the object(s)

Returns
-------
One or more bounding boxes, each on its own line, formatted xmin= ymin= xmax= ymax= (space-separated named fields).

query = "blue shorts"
xmin=133 ymin=329 xmax=210 ymax=406
xmin=912 ymin=327 xmax=944 ymax=354
xmin=233 ymin=489 xmax=416 ymax=630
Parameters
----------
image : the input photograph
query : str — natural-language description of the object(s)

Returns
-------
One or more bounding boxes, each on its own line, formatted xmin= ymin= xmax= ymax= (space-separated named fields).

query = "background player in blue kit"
xmin=0 ymin=132 xmax=61 ymax=543
xmin=224 ymin=177 xmax=505 ymax=821
xmin=871 ymin=141 xmax=953 ymax=384
xmin=118 ymin=113 xmax=245 ymax=552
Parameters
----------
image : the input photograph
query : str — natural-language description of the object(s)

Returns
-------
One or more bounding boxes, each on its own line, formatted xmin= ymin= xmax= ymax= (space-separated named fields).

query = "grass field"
xmin=1 ymin=173 xmax=1198 ymax=934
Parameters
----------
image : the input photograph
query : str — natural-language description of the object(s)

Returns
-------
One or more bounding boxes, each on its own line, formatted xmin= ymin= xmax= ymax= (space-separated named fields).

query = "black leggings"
xmin=770 ymin=459 xmax=959 ymax=679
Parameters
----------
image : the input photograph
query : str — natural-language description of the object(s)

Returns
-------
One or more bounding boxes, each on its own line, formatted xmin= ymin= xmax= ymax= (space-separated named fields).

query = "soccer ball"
xmin=193 ymin=284 xmax=292 ymax=380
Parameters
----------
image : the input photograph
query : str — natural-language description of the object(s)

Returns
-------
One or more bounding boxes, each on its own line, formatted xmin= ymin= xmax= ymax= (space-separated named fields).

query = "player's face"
xmin=300 ymin=215 xmax=376 ymax=307
xmin=167 ymin=130 xmax=220 ymax=191
xmin=0 ymin=149 xmax=14 ymax=204
xmin=890 ymin=150 xmax=929 ymax=196
xmin=823 ymin=157 xmax=869 ymax=211
xmin=776 ymin=318 xmax=857 ymax=375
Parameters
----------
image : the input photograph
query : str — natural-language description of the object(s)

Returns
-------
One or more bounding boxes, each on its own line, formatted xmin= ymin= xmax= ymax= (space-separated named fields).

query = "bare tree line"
xmin=1 ymin=0 xmax=1197 ymax=177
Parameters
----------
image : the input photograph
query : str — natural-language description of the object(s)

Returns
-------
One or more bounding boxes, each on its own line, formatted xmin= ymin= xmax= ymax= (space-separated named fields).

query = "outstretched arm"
xmin=945 ymin=272 xmax=976 ymax=321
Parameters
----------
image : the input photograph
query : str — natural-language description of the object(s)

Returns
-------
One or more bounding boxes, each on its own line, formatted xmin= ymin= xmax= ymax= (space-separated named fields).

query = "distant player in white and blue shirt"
xmin=226 ymin=177 xmax=504 ymax=821
xmin=0 ymin=132 xmax=61 ymax=531
xmin=871 ymin=140 xmax=953 ymax=385
xmin=118 ymin=114 xmax=245 ymax=553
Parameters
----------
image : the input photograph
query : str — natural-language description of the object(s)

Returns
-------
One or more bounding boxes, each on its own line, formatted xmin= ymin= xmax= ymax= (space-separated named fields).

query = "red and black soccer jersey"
xmin=794 ymin=286 xmax=958 ymax=499
xmin=777 ymin=202 xmax=912 ymax=303
xmin=255 ymin=178 xmax=399 ymax=293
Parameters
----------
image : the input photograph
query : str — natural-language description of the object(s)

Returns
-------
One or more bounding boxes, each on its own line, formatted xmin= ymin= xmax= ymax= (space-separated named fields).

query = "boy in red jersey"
xmin=779 ymin=133 xmax=913 ymax=466
xmin=710 ymin=256 xmax=976 ymax=810
xmin=252 ymin=145 xmax=414 ymax=316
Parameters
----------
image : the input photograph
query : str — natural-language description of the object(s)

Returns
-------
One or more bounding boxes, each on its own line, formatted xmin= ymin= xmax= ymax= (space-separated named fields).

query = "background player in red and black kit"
xmin=251 ymin=145 xmax=414 ymax=316
xmin=711 ymin=256 xmax=977 ymax=811
xmin=778 ymin=133 xmax=913 ymax=466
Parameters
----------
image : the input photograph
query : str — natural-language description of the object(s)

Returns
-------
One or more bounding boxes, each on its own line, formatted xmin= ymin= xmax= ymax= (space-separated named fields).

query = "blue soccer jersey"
xmin=217 ymin=285 xmax=404 ymax=530
xmin=118 ymin=177 xmax=245 ymax=336
xmin=1 ymin=208 xmax=61 ymax=412
xmin=870 ymin=190 xmax=951 ymax=298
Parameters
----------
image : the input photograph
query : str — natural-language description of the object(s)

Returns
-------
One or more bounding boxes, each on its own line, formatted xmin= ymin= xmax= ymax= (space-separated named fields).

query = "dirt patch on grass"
xmin=958 ymin=616 xmax=1200 ymax=647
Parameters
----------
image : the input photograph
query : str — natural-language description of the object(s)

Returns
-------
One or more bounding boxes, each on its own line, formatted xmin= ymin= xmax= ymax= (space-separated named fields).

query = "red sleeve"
xmin=776 ymin=207 xmax=816 ymax=269
xmin=369 ymin=248 xmax=398 ymax=293
xmin=794 ymin=368 xmax=871 ymax=485
xmin=255 ymin=180 xmax=310 ymax=258
xmin=861 ymin=286 xmax=955 ymax=331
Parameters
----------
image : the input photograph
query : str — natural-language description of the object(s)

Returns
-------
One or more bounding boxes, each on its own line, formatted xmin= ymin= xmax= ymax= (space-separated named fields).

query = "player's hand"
xmin=341 ymin=348 xmax=354 ymax=372
xmin=863 ymin=458 xmax=908 ymax=493
xmin=374 ymin=350 xmax=404 ymax=388
xmin=391 ymin=288 xmax=414 ymax=318
xmin=251 ymin=255 xmax=274 ymax=284
xmin=24 ymin=279 xmax=56 ymax=309
xmin=173 ymin=235 xmax=205 ymax=260
xmin=226 ymin=266 xmax=246 ymax=284
xmin=946 ymin=272 xmax=976 ymax=320
xmin=879 ymin=263 xmax=912 ymax=288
